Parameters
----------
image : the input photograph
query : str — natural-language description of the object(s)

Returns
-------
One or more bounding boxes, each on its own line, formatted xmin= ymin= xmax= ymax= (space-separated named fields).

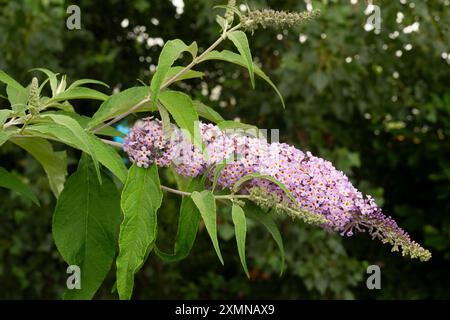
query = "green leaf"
xmin=245 ymin=203 xmax=285 ymax=275
xmin=25 ymin=123 xmax=127 ymax=183
xmin=164 ymin=67 xmax=204 ymax=83
xmin=156 ymin=178 xmax=203 ymax=262
xmin=218 ymin=120 xmax=259 ymax=136
xmin=42 ymin=114 xmax=101 ymax=182
xmin=233 ymin=173 xmax=298 ymax=207
xmin=0 ymin=131 xmax=13 ymax=147
xmin=0 ymin=167 xmax=39 ymax=205
xmin=116 ymin=163 xmax=163 ymax=300
xmin=0 ymin=110 xmax=11 ymax=127
xmin=202 ymin=50 xmax=285 ymax=109
xmin=30 ymin=68 xmax=59 ymax=96
xmin=227 ymin=31 xmax=255 ymax=88
xmin=42 ymin=110 xmax=124 ymax=138
xmin=158 ymin=90 xmax=202 ymax=149
xmin=50 ymin=87 xmax=108 ymax=103
xmin=11 ymin=137 xmax=67 ymax=198
xmin=231 ymin=203 xmax=249 ymax=278
xmin=53 ymin=155 xmax=120 ymax=299
xmin=67 ymin=79 xmax=109 ymax=91
xmin=89 ymin=87 xmax=152 ymax=129
xmin=193 ymin=100 xmax=224 ymax=123
xmin=0 ymin=70 xmax=25 ymax=90
xmin=7 ymin=85 xmax=28 ymax=112
xmin=149 ymin=39 xmax=197 ymax=108
xmin=191 ymin=190 xmax=224 ymax=265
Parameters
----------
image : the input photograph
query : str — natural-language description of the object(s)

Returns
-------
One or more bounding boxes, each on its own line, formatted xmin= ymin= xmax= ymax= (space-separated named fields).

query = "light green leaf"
xmin=164 ymin=67 xmax=204 ymax=83
xmin=67 ymin=79 xmax=109 ymax=91
xmin=158 ymin=90 xmax=202 ymax=149
xmin=89 ymin=87 xmax=152 ymax=129
xmin=0 ymin=70 xmax=25 ymax=90
xmin=202 ymin=50 xmax=285 ymax=109
xmin=25 ymin=123 xmax=127 ymax=183
xmin=42 ymin=114 xmax=101 ymax=182
xmin=42 ymin=110 xmax=124 ymax=138
xmin=116 ymin=164 xmax=163 ymax=300
xmin=0 ymin=110 xmax=11 ymax=127
xmin=231 ymin=203 xmax=249 ymax=278
xmin=191 ymin=190 xmax=224 ymax=265
xmin=7 ymin=85 xmax=28 ymax=112
xmin=0 ymin=167 xmax=39 ymax=205
xmin=227 ymin=31 xmax=255 ymax=88
xmin=156 ymin=178 xmax=203 ymax=262
xmin=53 ymin=155 xmax=120 ymax=299
xmin=193 ymin=101 xmax=224 ymax=123
xmin=50 ymin=87 xmax=108 ymax=103
xmin=12 ymin=137 xmax=67 ymax=198
xmin=245 ymin=203 xmax=285 ymax=275
xmin=150 ymin=39 xmax=197 ymax=108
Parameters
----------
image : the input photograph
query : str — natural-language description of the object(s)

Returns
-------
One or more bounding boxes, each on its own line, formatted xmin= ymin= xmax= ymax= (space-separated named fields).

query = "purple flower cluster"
xmin=123 ymin=118 xmax=431 ymax=261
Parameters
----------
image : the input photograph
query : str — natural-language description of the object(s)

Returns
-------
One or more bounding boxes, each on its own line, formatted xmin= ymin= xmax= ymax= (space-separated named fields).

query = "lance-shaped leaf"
xmin=0 ymin=167 xmax=39 ymax=205
xmin=227 ymin=31 xmax=255 ymax=88
xmin=49 ymin=87 xmax=108 ymax=103
xmin=0 ymin=70 xmax=25 ymax=90
xmin=193 ymin=101 xmax=224 ymax=124
xmin=89 ymin=87 xmax=152 ymax=129
xmin=53 ymin=155 xmax=121 ymax=299
xmin=67 ymin=79 xmax=109 ymax=91
xmin=116 ymin=163 xmax=163 ymax=300
xmin=191 ymin=190 xmax=224 ymax=265
xmin=156 ymin=178 xmax=203 ymax=262
xmin=150 ymin=39 xmax=197 ymax=108
xmin=231 ymin=203 xmax=250 ymax=278
xmin=158 ymin=90 xmax=202 ymax=150
xmin=164 ymin=67 xmax=204 ymax=83
xmin=25 ymin=123 xmax=127 ymax=183
xmin=201 ymin=50 xmax=285 ymax=109
xmin=12 ymin=137 xmax=67 ymax=198
xmin=42 ymin=114 xmax=101 ymax=182
xmin=245 ymin=203 xmax=285 ymax=275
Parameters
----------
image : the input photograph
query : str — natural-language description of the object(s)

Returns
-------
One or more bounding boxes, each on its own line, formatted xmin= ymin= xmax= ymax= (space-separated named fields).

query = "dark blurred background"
xmin=0 ymin=0 xmax=449 ymax=299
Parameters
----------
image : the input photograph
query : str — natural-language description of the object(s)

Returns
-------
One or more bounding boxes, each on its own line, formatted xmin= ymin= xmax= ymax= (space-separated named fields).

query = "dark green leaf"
xmin=116 ymin=163 xmax=163 ymax=300
xmin=245 ymin=203 xmax=285 ymax=275
xmin=156 ymin=178 xmax=203 ymax=262
xmin=231 ymin=203 xmax=249 ymax=278
xmin=0 ymin=167 xmax=39 ymax=205
xmin=191 ymin=190 xmax=224 ymax=265
xmin=150 ymin=39 xmax=197 ymax=108
xmin=53 ymin=155 xmax=120 ymax=299
xmin=227 ymin=31 xmax=255 ymax=88
xmin=158 ymin=90 xmax=202 ymax=149
xmin=193 ymin=100 xmax=224 ymax=123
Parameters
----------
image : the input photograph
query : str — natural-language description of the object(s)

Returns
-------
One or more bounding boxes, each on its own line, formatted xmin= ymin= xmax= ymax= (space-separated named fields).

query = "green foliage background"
xmin=0 ymin=0 xmax=449 ymax=299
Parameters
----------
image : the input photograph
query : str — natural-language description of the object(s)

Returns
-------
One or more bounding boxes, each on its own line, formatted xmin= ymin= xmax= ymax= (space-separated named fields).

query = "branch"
xmin=91 ymin=24 xmax=241 ymax=134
